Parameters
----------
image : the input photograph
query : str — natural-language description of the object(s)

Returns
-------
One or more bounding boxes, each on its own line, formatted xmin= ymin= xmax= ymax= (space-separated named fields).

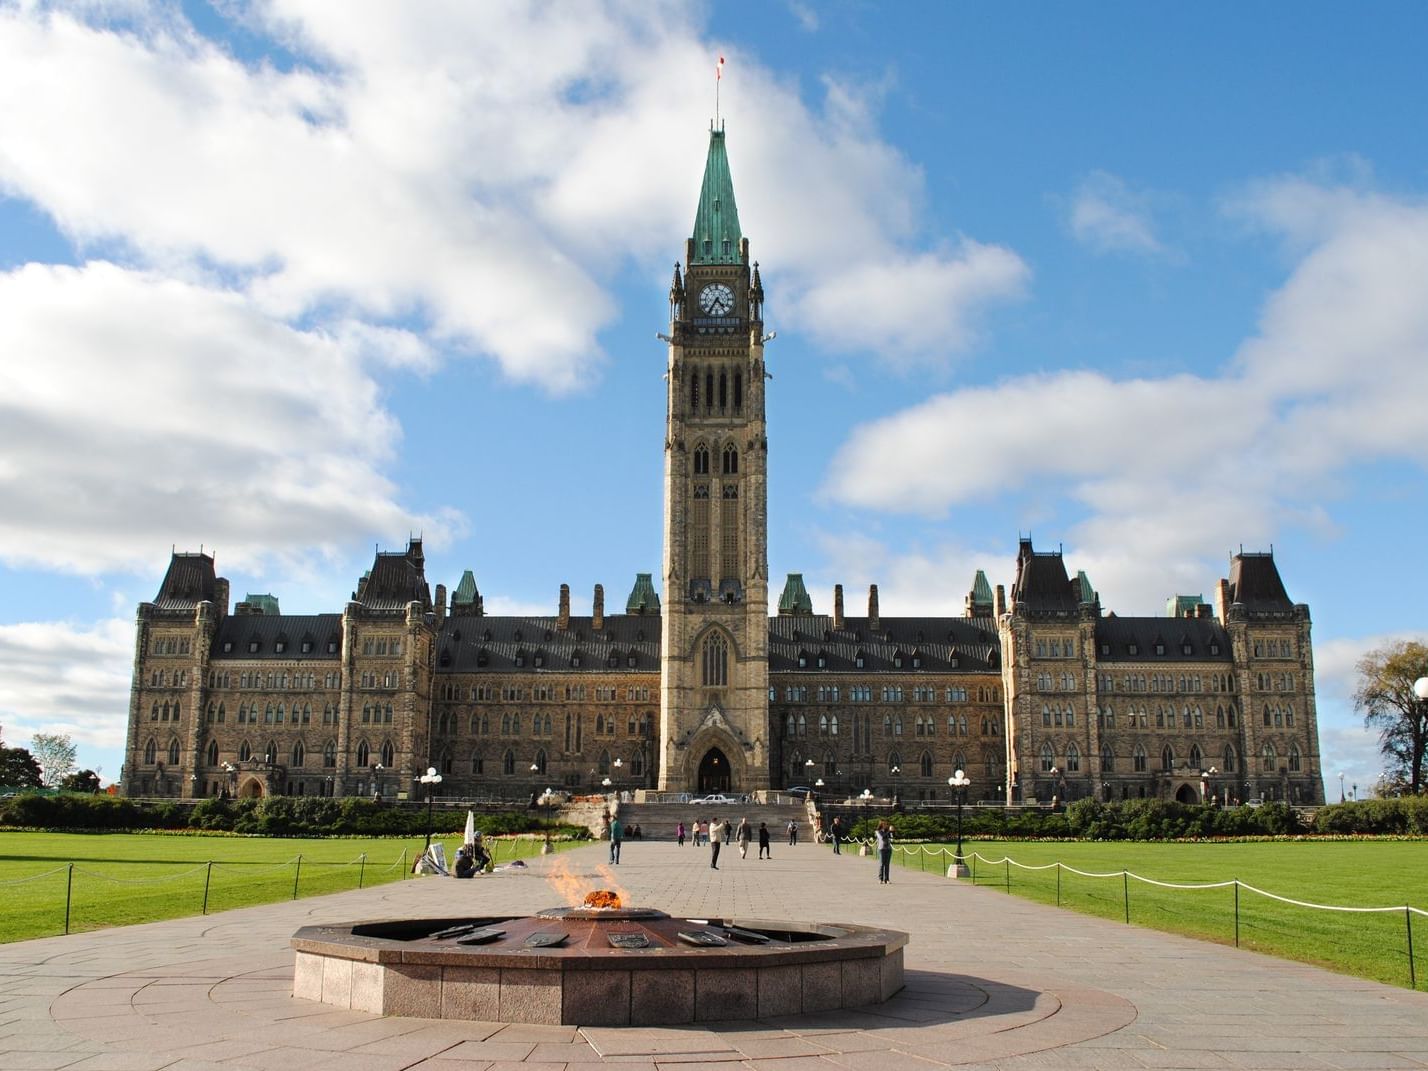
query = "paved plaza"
xmin=1 ymin=840 xmax=1426 ymax=1070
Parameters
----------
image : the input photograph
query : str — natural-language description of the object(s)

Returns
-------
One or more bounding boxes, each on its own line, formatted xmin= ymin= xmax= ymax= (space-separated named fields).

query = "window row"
xmin=1097 ymin=673 xmax=1228 ymax=694
xmin=688 ymin=366 xmax=745 ymax=416
xmin=359 ymin=638 xmax=403 ymax=656
xmin=1251 ymin=639 xmax=1296 ymax=658
xmin=1098 ymin=640 xmax=1223 ymax=658
xmin=781 ymin=713 xmax=1000 ymax=738
xmin=777 ymin=684 xmax=988 ymax=704
xmin=1038 ymin=741 xmax=1250 ymax=775
xmin=1095 ymin=703 xmax=1240 ymax=730
xmin=788 ymin=749 xmax=1002 ymax=781
xmin=149 ymin=637 xmax=192 ymax=655
xmin=149 ymin=701 xmax=181 ymax=723
xmin=147 ymin=669 xmax=190 ymax=688
xmin=210 ymin=670 xmax=337 ymax=691
xmin=221 ymin=638 xmax=338 ymax=655
xmin=1256 ymin=671 xmax=1296 ymax=692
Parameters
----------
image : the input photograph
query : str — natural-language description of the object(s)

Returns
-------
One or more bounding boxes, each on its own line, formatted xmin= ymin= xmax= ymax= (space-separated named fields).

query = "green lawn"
xmin=889 ymin=839 xmax=1428 ymax=990
xmin=0 ymin=831 xmax=578 ymax=944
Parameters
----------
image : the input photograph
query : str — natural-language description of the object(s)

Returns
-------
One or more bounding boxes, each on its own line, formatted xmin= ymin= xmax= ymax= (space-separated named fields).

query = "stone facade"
xmin=120 ymin=127 xmax=1324 ymax=805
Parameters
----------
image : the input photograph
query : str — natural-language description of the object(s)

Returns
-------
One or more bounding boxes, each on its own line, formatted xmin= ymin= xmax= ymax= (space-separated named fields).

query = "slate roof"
xmin=1011 ymin=540 xmax=1084 ymax=613
xmin=689 ymin=127 xmax=742 ymax=265
xmin=625 ymin=574 xmax=661 ymax=615
xmin=768 ymin=615 xmax=1001 ymax=674
xmin=435 ymin=616 xmax=661 ymax=674
xmin=1227 ymin=553 xmax=1293 ymax=611
xmin=152 ymin=552 xmax=219 ymax=610
xmin=970 ymin=570 xmax=994 ymax=610
xmin=778 ymin=574 xmax=813 ymax=615
xmin=211 ymin=614 xmax=343 ymax=660
xmin=1094 ymin=615 xmax=1232 ymax=663
xmin=354 ymin=543 xmax=431 ymax=612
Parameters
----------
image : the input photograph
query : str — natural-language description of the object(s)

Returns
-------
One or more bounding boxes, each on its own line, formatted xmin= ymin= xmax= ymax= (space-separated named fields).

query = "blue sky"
xmin=1 ymin=1 xmax=1425 ymax=800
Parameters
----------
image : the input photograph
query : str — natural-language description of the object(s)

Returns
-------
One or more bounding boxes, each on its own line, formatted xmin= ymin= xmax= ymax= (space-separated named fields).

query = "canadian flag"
xmin=716 ymin=55 xmax=725 ymax=80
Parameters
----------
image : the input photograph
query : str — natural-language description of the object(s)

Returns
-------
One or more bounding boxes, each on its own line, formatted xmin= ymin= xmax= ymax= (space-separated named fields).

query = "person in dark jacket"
xmin=757 ymin=821 xmax=771 ymax=859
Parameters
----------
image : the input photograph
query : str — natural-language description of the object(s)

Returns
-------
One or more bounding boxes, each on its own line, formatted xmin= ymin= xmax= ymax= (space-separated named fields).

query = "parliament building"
xmin=121 ymin=128 xmax=1326 ymax=807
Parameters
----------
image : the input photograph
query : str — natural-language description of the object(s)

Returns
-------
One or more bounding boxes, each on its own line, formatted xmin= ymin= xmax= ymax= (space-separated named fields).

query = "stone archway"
xmin=1174 ymin=783 xmax=1198 ymax=805
xmin=238 ymin=778 xmax=265 ymax=799
xmin=697 ymin=747 xmax=731 ymax=795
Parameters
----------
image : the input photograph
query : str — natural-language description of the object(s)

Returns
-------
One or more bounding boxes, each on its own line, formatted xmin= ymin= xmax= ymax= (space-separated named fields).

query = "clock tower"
xmin=658 ymin=125 xmax=772 ymax=793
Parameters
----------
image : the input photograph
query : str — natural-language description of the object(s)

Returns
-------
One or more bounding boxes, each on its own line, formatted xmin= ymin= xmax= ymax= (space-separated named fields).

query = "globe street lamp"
xmin=537 ymin=787 xmax=557 ymax=854
xmin=947 ymin=769 xmax=971 ymax=877
xmin=419 ymin=766 xmax=443 ymax=852
xmin=1339 ymin=771 xmax=1345 ymax=803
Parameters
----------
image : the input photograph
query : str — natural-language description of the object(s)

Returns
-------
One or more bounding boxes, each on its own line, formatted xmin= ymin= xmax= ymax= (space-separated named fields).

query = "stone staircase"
xmin=614 ymin=800 xmax=812 ymax=842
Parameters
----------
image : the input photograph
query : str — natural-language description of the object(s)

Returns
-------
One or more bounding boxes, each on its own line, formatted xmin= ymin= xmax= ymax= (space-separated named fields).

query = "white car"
xmin=694 ymin=794 xmax=737 ymax=805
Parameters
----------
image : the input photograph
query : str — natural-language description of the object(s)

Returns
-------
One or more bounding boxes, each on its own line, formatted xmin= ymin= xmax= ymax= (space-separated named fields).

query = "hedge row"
xmin=0 ymin=792 xmax=588 ymax=839
xmin=845 ymin=797 xmax=1428 ymax=841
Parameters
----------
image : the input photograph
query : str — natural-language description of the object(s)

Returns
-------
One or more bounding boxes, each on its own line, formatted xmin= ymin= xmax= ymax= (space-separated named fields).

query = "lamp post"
xmin=419 ymin=766 xmax=442 ymax=852
xmin=221 ymin=761 xmax=236 ymax=799
xmin=1415 ymin=678 xmax=1428 ymax=795
xmin=814 ymin=777 xmax=824 ymax=804
xmin=1049 ymin=766 xmax=1059 ymax=810
xmin=1338 ymin=771 xmax=1345 ymax=803
xmin=372 ymin=763 xmax=383 ymax=802
xmin=947 ymin=769 xmax=971 ymax=877
xmin=537 ymin=787 xmax=556 ymax=854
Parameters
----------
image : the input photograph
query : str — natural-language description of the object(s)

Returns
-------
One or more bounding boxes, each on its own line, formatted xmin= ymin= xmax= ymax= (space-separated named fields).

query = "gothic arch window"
xmin=356 ymin=740 xmax=370 ymax=767
xmin=829 ymin=714 xmax=838 ymax=736
xmin=533 ymin=748 xmax=547 ymax=774
xmin=690 ymin=370 xmax=700 ymax=411
xmin=953 ymin=751 xmax=967 ymax=775
xmin=819 ymin=713 xmax=829 ymax=734
xmin=1260 ymin=742 xmax=1277 ymax=771
xmin=1039 ymin=742 xmax=1054 ymax=772
xmin=206 ymin=739 xmax=219 ymax=765
xmin=440 ymin=749 xmax=453 ymax=775
xmin=718 ymin=369 xmax=727 ymax=409
xmin=705 ymin=369 xmax=714 ymax=410
xmin=292 ymin=740 xmax=305 ymax=767
xmin=595 ymin=713 xmax=605 ymax=734
xmin=381 ymin=740 xmax=394 ymax=767
xmin=265 ymin=740 xmax=278 ymax=765
xmin=823 ymin=750 xmax=836 ymax=778
xmin=693 ymin=443 xmax=710 ymax=475
xmin=323 ymin=740 xmax=336 ymax=768
xmin=1161 ymin=744 xmax=1174 ymax=771
xmin=471 ymin=751 xmax=485 ymax=775
xmin=598 ymin=749 xmax=611 ymax=776
xmin=893 ymin=716 xmax=903 ymax=736
xmin=797 ymin=713 xmax=806 ymax=736
xmin=920 ymin=751 xmax=933 ymax=777
xmin=1223 ymin=744 xmax=1237 ymax=772
xmin=239 ymin=740 xmax=252 ymax=762
xmin=722 ymin=444 xmax=738 ymax=475
xmin=733 ymin=370 xmax=743 ymax=410
xmin=1189 ymin=743 xmax=1203 ymax=769
xmin=887 ymin=751 xmax=901 ymax=773
xmin=1133 ymin=744 xmax=1147 ymax=772
xmin=701 ymin=631 xmax=729 ymax=687
xmin=503 ymin=749 xmax=515 ymax=775
xmin=1101 ymin=743 xmax=1114 ymax=772
xmin=168 ymin=738 xmax=181 ymax=766
xmin=786 ymin=714 xmax=795 ymax=737
xmin=1067 ymin=742 xmax=1081 ymax=773
xmin=1288 ymin=741 xmax=1301 ymax=772
xmin=144 ymin=738 xmax=157 ymax=765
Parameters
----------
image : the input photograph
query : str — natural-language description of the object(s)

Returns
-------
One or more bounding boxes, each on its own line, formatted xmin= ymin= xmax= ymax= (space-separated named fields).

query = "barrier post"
xmin=1407 ymin=908 xmax=1416 ymax=990
xmin=1005 ymin=859 xmax=1011 ymax=892
xmin=358 ymin=853 xmax=367 ymax=890
xmin=401 ymin=847 xmax=407 ymax=878
xmin=202 ymin=861 xmax=213 ymax=915
xmin=921 ymin=847 xmax=927 ymax=873
xmin=1122 ymin=870 xmax=1130 ymax=924
xmin=292 ymin=855 xmax=302 ymax=900
xmin=971 ymin=853 xmax=976 ymax=883
xmin=1056 ymin=863 xmax=1062 ymax=908
xmin=1234 ymin=881 xmax=1240 ymax=948
xmin=64 ymin=863 xmax=74 ymax=935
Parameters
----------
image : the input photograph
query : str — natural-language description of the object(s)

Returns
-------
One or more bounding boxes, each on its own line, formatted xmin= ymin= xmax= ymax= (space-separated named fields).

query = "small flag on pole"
xmin=716 ymin=55 xmax=725 ymax=80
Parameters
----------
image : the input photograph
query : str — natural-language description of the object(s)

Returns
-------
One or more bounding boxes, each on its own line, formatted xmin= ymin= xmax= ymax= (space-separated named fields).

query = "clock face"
xmin=698 ymin=282 xmax=735 ymax=316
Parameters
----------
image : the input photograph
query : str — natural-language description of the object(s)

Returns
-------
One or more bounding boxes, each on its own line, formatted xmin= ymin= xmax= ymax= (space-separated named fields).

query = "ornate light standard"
xmin=1200 ymin=765 xmax=1218 ymax=805
xmin=221 ymin=761 xmax=237 ymax=799
xmin=537 ymin=787 xmax=557 ymax=854
xmin=419 ymin=766 xmax=443 ymax=852
xmin=947 ymin=769 xmax=971 ymax=878
xmin=1338 ymin=770 xmax=1346 ymax=803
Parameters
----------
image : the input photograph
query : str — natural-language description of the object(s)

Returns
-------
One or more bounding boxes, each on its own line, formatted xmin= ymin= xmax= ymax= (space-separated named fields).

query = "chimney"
xmin=1215 ymin=578 xmax=1231 ymax=622
xmin=558 ymin=584 xmax=571 ymax=631
xmin=995 ymin=584 xmax=1007 ymax=617
xmin=592 ymin=584 xmax=605 ymax=631
xmin=1198 ymin=603 xmax=1212 ymax=619
xmin=868 ymin=584 xmax=880 ymax=632
xmin=434 ymin=584 xmax=447 ymax=624
xmin=833 ymin=584 xmax=844 ymax=630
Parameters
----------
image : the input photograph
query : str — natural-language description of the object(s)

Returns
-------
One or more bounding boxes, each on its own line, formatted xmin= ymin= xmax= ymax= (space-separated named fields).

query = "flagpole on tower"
xmin=715 ymin=54 xmax=725 ymax=128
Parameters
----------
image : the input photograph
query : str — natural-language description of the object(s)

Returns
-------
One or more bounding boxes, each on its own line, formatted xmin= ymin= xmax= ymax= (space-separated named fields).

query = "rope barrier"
xmin=74 ymin=863 xmax=209 ymax=885
xmin=0 ymin=865 xmax=70 ymax=886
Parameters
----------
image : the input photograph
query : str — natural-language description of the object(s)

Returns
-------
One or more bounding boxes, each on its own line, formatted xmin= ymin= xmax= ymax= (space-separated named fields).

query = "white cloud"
xmin=0 ymin=618 xmax=134 ymax=752
xmin=0 ymin=261 xmax=455 ymax=574
xmin=825 ymin=180 xmax=1428 ymax=612
xmin=1067 ymin=170 xmax=1167 ymax=256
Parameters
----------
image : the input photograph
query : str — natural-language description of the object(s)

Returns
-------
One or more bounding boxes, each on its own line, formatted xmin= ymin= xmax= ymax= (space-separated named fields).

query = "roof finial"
xmin=714 ymin=54 xmax=725 ymax=128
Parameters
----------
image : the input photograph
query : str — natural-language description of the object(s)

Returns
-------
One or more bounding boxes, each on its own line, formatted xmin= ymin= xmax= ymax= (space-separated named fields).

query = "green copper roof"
xmin=1075 ymin=570 xmax=1096 ymax=604
xmin=970 ymin=570 xmax=994 ymax=607
xmin=244 ymin=593 xmax=280 ymax=615
xmin=690 ymin=127 xmax=742 ymax=265
xmin=778 ymin=573 xmax=813 ymax=615
xmin=626 ymin=573 xmax=661 ymax=615
xmin=1166 ymin=594 xmax=1206 ymax=618
xmin=451 ymin=570 xmax=479 ymax=605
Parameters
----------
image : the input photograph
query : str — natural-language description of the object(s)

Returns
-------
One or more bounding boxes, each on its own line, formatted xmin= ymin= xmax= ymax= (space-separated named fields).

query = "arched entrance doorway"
xmin=1174 ymin=783 xmax=1197 ymax=805
xmin=239 ymin=778 xmax=265 ymax=799
xmin=697 ymin=747 xmax=731 ymax=795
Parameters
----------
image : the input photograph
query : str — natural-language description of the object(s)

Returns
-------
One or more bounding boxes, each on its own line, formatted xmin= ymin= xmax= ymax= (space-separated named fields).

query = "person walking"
xmin=830 ymin=815 xmax=843 ymax=855
xmin=736 ymin=817 xmax=752 ymax=859
xmin=609 ymin=815 xmax=623 ymax=865
xmin=676 ymin=821 xmax=686 ymax=846
xmin=758 ymin=821 xmax=771 ymax=859
xmin=875 ymin=820 xmax=894 ymax=884
xmin=786 ymin=818 xmax=798 ymax=846
xmin=709 ymin=820 xmax=722 ymax=869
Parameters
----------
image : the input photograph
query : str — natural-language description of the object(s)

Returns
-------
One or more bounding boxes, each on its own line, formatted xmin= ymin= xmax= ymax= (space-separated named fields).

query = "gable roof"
xmin=153 ymin=552 xmax=218 ymax=610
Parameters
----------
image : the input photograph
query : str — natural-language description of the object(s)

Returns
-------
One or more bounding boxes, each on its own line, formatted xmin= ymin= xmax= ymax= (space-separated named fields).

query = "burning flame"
xmin=543 ymin=856 xmax=631 ymax=908
xmin=583 ymin=890 xmax=621 ymax=909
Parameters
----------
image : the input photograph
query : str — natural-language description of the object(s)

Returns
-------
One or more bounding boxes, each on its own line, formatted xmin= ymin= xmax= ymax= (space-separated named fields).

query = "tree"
xmin=1354 ymin=640 xmax=1428 ymax=796
xmin=61 ymin=769 xmax=102 ymax=793
xmin=0 ymin=747 xmax=44 ymax=789
xmin=29 ymin=732 xmax=77 ymax=788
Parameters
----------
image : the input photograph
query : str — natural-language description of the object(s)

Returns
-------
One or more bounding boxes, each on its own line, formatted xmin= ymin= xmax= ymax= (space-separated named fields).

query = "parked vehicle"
xmin=694 ymin=793 xmax=737 ymax=805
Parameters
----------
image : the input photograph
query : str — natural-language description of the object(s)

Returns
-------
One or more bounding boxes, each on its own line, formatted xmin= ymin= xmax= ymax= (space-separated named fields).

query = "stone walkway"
xmin=2 ymin=840 xmax=1426 ymax=1070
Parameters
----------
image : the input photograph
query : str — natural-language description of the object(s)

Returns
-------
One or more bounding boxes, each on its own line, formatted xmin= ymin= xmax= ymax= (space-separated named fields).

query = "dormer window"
xmin=476 ymin=649 xmax=489 ymax=667
xmin=893 ymin=652 xmax=904 ymax=669
xmin=1128 ymin=643 xmax=1138 ymax=655
xmin=514 ymin=651 xmax=526 ymax=668
xmin=513 ymin=629 xmax=523 ymax=643
xmin=911 ymin=651 xmax=922 ymax=669
xmin=483 ymin=629 xmax=492 ymax=642
xmin=275 ymin=640 xmax=286 ymax=654
xmin=817 ymin=651 xmax=827 ymax=669
xmin=1182 ymin=643 xmax=1193 ymax=656
xmin=248 ymin=640 xmax=260 ymax=653
xmin=855 ymin=650 xmax=866 ymax=669
xmin=627 ymin=653 xmax=637 ymax=668
xmin=797 ymin=651 xmax=808 ymax=669
xmin=571 ymin=652 xmax=582 ymax=667
xmin=1154 ymin=643 xmax=1165 ymax=656
xmin=703 ymin=240 xmax=712 ymax=254
xmin=1209 ymin=643 xmax=1220 ymax=656
xmin=721 ymin=238 xmax=731 ymax=255
xmin=533 ymin=651 xmax=545 ymax=668
xmin=1100 ymin=643 xmax=1110 ymax=655
xmin=301 ymin=640 xmax=312 ymax=654
xmin=223 ymin=641 xmax=233 ymax=653
xmin=327 ymin=640 xmax=337 ymax=654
